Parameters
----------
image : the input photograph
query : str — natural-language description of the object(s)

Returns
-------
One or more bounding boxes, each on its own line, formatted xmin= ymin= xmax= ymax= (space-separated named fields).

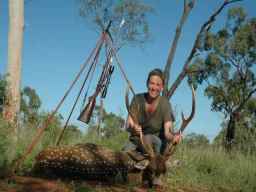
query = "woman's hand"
xmin=172 ymin=132 xmax=182 ymax=145
xmin=165 ymin=131 xmax=182 ymax=144
xmin=133 ymin=124 xmax=142 ymax=136
xmin=127 ymin=115 xmax=142 ymax=136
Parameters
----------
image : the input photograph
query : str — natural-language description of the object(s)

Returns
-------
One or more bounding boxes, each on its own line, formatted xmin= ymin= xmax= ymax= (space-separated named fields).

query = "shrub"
xmin=0 ymin=117 xmax=16 ymax=177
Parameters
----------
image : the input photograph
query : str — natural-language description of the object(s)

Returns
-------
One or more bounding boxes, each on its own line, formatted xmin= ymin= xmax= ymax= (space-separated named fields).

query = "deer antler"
xmin=178 ymin=84 xmax=196 ymax=133
xmin=163 ymin=84 xmax=196 ymax=158
xmin=125 ymin=87 xmax=155 ymax=159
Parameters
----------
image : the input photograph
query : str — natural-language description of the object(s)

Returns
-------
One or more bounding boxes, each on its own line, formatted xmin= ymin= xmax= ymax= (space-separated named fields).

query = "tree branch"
xmin=235 ymin=87 xmax=256 ymax=113
xmin=167 ymin=0 xmax=242 ymax=99
xmin=229 ymin=56 xmax=239 ymax=68
xmin=229 ymin=56 xmax=245 ymax=80
xmin=163 ymin=0 xmax=195 ymax=96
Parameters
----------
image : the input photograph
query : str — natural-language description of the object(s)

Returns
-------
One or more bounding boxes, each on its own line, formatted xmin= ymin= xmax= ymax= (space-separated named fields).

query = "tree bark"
xmin=225 ymin=113 xmax=236 ymax=152
xmin=4 ymin=0 xmax=24 ymax=125
xmin=163 ymin=0 xmax=195 ymax=96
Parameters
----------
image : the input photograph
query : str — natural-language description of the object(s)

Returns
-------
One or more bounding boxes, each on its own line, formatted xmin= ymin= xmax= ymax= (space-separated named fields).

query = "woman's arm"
xmin=127 ymin=115 xmax=142 ymax=136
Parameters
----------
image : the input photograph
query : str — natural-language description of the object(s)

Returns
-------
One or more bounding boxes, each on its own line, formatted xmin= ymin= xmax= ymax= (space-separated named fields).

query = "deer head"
xmin=125 ymin=84 xmax=195 ymax=184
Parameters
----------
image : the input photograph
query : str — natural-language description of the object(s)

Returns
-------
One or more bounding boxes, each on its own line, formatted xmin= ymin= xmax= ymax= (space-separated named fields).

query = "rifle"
xmin=78 ymin=56 xmax=114 ymax=124
xmin=78 ymin=90 xmax=98 ymax=124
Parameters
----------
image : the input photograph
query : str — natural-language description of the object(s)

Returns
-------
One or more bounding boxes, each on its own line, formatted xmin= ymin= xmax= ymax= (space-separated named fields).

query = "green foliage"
xmin=83 ymin=130 xmax=128 ymax=151
xmin=227 ymin=7 xmax=247 ymax=32
xmin=0 ymin=74 xmax=7 ymax=114
xmin=0 ymin=117 xmax=14 ymax=176
xmin=84 ymin=105 xmax=128 ymax=151
xmin=87 ymin=105 xmax=125 ymax=138
xmin=0 ymin=80 xmax=85 ymax=172
xmin=9 ymin=112 xmax=83 ymax=172
xmin=101 ymin=112 xmax=125 ymax=138
xmin=183 ymin=133 xmax=209 ymax=148
xmin=189 ymin=7 xmax=256 ymax=150
xmin=79 ymin=0 xmax=153 ymax=46
xmin=213 ymin=98 xmax=256 ymax=154
xmin=20 ymin=86 xmax=42 ymax=123
xmin=61 ymin=125 xmax=83 ymax=145
xmin=39 ymin=113 xmax=64 ymax=148
xmin=75 ymin=185 xmax=95 ymax=192
xmin=246 ymin=98 xmax=256 ymax=114
xmin=190 ymin=6 xmax=256 ymax=91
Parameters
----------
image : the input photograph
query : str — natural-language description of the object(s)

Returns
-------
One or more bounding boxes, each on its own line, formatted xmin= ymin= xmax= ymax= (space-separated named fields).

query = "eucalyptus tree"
xmin=162 ymin=0 xmax=242 ymax=98
xmin=20 ymin=87 xmax=42 ymax=124
xmin=79 ymin=0 xmax=153 ymax=47
xmin=189 ymin=7 xmax=256 ymax=151
xmin=5 ymin=0 xmax=24 ymax=126
xmin=213 ymin=97 xmax=256 ymax=153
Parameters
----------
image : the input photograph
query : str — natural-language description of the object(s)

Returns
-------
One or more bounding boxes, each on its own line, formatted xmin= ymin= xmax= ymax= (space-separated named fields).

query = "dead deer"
xmin=33 ymin=85 xmax=195 ymax=186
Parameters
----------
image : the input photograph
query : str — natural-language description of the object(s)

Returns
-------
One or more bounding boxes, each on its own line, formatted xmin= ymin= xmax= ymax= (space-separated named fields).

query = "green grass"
xmin=168 ymin=145 xmax=256 ymax=192
xmin=1 ymin=117 xmax=255 ymax=191
xmin=82 ymin=131 xmax=129 ymax=151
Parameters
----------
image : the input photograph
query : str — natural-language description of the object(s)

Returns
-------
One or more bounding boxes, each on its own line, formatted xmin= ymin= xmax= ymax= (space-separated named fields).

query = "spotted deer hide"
xmin=34 ymin=143 xmax=139 ymax=181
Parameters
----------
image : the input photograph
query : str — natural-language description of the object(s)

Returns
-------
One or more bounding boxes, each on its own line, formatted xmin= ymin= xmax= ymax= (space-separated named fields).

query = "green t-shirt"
xmin=129 ymin=93 xmax=175 ymax=138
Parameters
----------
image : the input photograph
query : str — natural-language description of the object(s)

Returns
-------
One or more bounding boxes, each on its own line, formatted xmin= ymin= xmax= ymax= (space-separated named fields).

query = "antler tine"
xmin=125 ymin=87 xmax=155 ymax=158
xmin=163 ymin=84 xmax=196 ymax=158
xmin=179 ymin=84 xmax=196 ymax=133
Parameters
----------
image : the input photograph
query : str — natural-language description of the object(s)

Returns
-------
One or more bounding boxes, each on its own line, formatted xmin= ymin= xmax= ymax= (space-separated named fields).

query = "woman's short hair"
xmin=146 ymin=68 xmax=165 ymax=86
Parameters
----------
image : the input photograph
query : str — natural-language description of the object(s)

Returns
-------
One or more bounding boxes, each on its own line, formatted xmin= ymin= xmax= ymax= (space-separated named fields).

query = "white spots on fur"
xmin=36 ymin=144 xmax=133 ymax=178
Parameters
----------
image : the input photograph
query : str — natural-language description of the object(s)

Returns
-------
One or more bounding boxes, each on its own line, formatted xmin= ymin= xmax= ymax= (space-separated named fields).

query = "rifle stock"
xmin=78 ymin=94 xmax=96 ymax=124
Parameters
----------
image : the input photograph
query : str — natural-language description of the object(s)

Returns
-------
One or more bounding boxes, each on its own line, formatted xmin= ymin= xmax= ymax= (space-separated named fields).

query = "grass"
xmin=82 ymin=131 xmax=129 ymax=151
xmin=167 ymin=145 xmax=256 ymax=192
xmin=1 ymin=116 xmax=256 ymax=191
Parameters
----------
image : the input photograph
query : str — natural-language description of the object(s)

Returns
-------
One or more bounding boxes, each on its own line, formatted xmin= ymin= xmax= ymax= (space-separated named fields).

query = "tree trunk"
xmin=4 ymin=0 xmax=24 ymax=125
xmin=225 ymin=113 xmax=236 ymax=152
xmin=163 ymin=0 xmax=195 ymax=97
xmin=224 ymin=87 xmax=256 ymax=152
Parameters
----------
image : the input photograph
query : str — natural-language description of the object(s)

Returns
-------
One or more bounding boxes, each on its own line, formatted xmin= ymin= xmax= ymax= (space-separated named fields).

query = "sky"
xmin=1 ymin=0 xmax=255 ymax=141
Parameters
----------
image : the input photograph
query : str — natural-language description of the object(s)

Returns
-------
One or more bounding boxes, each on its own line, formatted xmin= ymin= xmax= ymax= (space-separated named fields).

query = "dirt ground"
xmin=0 ymin=176 xmax=232 ymax=192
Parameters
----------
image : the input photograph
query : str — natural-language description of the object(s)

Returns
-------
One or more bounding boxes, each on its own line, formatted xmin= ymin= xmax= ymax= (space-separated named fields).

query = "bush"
xmin=0 ymin=117 xmax=16 ymax=177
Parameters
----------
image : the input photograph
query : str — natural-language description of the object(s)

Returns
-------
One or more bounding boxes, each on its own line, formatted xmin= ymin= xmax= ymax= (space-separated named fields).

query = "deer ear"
xmin=134 ymin=159 xmax=149 ymax=170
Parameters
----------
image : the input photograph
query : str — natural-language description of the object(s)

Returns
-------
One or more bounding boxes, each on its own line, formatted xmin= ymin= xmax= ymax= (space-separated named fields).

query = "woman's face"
xmin=147 ymin=75 xmax=163 ymax=99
